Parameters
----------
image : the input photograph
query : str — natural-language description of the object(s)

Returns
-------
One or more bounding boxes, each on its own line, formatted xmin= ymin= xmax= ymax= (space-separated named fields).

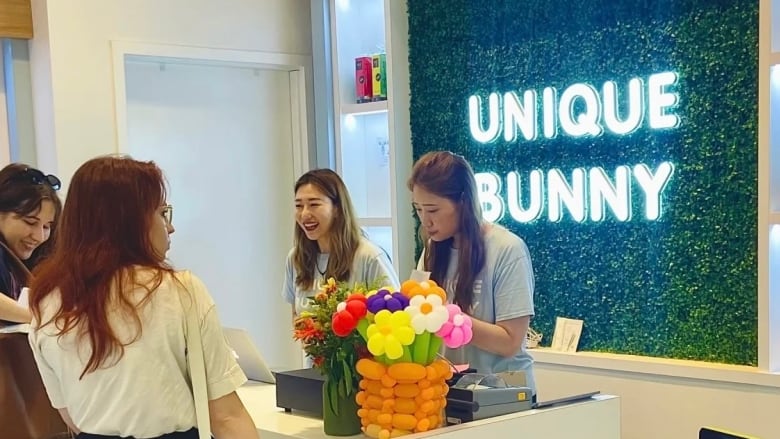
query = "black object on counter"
xmin=275 ymin=368 xmax=326 ymax=417
xmin=445 ymin=368 xmax=478 ymax=387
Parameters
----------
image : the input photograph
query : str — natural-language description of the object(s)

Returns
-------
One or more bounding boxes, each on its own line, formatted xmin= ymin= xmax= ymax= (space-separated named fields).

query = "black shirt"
xmin=0 ymin=245 xmax=20 ymax=300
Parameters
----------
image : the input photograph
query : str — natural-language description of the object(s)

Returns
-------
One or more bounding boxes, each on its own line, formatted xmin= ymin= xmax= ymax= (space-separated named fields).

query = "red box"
xmin=355 ymin=56 xmax=373 ymax=103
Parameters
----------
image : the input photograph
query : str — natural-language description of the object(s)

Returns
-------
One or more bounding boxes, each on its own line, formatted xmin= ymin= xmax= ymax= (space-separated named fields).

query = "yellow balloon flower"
xmin=366 ymin=309 xmax=415 ymax=359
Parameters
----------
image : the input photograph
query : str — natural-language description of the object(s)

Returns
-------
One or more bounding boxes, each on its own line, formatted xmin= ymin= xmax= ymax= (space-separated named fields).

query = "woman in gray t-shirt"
xmin=408 ymin=151 xmax=536 ymax=398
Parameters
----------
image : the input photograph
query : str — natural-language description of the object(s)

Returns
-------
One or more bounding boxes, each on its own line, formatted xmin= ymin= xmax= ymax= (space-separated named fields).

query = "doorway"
xmin=116 ymin=44 xmax=309 ymax=371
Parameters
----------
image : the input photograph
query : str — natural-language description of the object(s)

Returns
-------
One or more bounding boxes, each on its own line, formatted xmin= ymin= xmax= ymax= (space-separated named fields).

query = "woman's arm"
xmin=467 ymin=315 xmax=530 ymax=358
xmin=0 ymin=293 xmax=31 ymax=323
xmin=186 ymin=273 xmax=258 ymax=438
xmin=209 ymin=392 xmax=259 ymax=439
xmin=467 ymin=234 xmax=535 ymax=358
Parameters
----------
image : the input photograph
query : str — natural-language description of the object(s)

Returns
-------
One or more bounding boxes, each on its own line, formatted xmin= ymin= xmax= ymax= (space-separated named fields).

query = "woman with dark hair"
xmin=0 ymin=163 xmax=66 ymax=439
xmin=283 ymin=168 xmax=399 ymax=319
xmin=0 ymin=163 xmax=61 ymax=323
xmin=408 ymin=151 xmax=537 ymax=397
xmin=28 ymin=155 xmax=258 ymax=439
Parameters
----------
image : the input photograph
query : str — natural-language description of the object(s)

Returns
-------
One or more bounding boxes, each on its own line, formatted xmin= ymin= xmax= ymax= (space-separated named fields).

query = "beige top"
xmin=28 ymin=269 xmax=247 ymax=438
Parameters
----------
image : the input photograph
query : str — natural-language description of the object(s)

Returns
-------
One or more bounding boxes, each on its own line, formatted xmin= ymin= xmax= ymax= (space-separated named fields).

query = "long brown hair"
xmin=0 ymin=163 xmax=62 ymax=267
xmin=30 ymin=155 xmax=174 ymax=378
xmin=293 ymin=169 xmax=361 ymax=290
xmin=408 ymin=151 xmax=485 ymax=312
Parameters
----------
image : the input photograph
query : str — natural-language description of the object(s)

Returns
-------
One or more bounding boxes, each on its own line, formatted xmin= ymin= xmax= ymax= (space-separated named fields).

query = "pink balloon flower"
xmin=435 ymin=304 xmax=473 ymax=348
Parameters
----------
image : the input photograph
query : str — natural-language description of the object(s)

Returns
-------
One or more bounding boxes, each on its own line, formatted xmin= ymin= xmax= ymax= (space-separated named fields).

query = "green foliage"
xmin=407 ymin=0 xmax=758 ymax=365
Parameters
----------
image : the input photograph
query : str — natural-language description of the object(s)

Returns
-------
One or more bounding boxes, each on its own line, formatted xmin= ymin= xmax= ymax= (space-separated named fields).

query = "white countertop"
xmin=237 ymin=381 xmax=347 ymax=439
xmin=237 ymin=382 xmax=621 ymax=439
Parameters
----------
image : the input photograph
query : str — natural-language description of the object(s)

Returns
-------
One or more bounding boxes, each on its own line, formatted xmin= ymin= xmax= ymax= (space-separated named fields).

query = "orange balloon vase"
xmin=355 ymin=358 xmax=453 ymax=438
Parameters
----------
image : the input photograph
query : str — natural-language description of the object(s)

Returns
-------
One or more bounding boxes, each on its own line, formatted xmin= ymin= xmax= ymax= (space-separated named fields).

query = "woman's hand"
xmin=466 ymin=315 xmax=530 ymax=358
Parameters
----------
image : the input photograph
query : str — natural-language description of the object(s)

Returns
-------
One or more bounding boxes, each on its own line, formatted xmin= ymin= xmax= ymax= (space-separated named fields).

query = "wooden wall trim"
xmin=0 ymin=0 xmax=33 ymax=39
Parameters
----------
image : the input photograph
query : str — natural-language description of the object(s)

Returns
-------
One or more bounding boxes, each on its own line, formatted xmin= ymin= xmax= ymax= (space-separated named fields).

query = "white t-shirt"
xmin=283 ymin=237 xmax=400 ymax=315
xmin=28 ymin=269 xmax=247 ymax=438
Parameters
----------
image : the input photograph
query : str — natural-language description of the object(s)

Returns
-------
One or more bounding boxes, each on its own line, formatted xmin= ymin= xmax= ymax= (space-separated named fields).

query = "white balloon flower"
xmin=406 ymin=294 xmax=449 ymax=334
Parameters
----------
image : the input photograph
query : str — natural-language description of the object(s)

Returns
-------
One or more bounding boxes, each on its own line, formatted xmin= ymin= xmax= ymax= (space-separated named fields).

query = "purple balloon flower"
xmin=366 ymin=289 xmax=410 ymax=314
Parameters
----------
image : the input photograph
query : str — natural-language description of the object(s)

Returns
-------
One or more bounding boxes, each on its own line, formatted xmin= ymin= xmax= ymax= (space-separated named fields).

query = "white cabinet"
xmin=325 ymin=0 xmax=415 ymax=276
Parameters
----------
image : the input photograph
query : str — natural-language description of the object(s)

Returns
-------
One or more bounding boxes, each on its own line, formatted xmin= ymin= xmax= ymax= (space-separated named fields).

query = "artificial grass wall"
xmin=406 ymin=0 xmax=758 ymax=365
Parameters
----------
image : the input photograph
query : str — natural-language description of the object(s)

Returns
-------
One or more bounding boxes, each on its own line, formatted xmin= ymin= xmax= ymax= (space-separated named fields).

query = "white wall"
xmin=28 ymin=0 xmax=314 ymax=185
xmin=535 ymin=355 xmax=780 ymax=438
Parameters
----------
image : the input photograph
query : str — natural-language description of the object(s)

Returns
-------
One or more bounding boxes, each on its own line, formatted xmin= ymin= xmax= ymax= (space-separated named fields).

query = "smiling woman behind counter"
xmin=0 ymin=163 xmax=61 ymax=324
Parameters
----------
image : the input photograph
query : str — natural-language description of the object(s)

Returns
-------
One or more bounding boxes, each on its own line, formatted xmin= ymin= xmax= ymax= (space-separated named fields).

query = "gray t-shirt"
xmin=283 ymin=237 xmax=400 ymax=314
xmin=418 ymin=224 xmax=536 ymax=394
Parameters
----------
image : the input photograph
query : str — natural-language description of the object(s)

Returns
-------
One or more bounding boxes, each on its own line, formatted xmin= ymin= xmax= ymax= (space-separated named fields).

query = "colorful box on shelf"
xmin=371 ymin=53 xmax=387 ymax=101
xmin=355 ymin=53 xmax=387 ymax=104
xmin=355 ymin=56 xmax=373 ymax=103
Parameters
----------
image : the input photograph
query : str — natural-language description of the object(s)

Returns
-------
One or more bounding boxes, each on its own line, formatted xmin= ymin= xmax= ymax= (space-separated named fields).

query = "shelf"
xmin=341 ymin=101 xmax=388 ymax=116
xmin=770 ymin=212 xmax=780 ymax=225
xmin=770 ymin=52 xmax=780 ymax=66
xmin=358 ymin=217 xmax=393 ymax=227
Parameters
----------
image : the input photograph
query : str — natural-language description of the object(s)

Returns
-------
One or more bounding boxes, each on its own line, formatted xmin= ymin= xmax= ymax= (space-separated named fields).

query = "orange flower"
xmin=321 ymin=277 xmax=339 ymax=295
xmin=293 ymin=317 xmax=325 ymax=343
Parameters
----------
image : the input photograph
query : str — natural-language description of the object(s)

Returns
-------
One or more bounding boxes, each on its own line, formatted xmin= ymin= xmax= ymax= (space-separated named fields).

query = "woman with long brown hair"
xmin=28 ymin=156 xmax=258 ymax=439
xmin=283 ymin=168 xmax=399 ymax=319
xmin=408 ymin=151 xmax=537 ymax=398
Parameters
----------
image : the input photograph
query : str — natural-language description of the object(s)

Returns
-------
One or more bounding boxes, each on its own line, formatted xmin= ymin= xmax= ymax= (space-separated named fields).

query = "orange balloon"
xmin=400 ymin=280 xmax=419 ymax=296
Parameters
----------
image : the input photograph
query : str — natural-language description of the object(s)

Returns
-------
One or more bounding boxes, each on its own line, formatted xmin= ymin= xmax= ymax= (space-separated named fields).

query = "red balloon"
xmin=332 ymin=311 xmax=357 ymax=336
xmin=345 ymin=299 xmax=367 ymax=319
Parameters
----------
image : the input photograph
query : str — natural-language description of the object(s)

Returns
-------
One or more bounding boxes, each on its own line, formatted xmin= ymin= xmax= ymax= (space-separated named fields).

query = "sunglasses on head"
xmin=14 ymin=167 xmax=61 ymax=191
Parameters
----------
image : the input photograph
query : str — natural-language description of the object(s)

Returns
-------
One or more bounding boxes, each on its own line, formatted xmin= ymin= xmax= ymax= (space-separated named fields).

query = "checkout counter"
xmin=237 ymin=378 xmax=620 ymax=439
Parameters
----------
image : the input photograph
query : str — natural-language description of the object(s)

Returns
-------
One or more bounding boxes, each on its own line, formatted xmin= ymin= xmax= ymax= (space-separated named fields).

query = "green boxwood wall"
xmin=407 ymin=0 xmax=758 ymax=365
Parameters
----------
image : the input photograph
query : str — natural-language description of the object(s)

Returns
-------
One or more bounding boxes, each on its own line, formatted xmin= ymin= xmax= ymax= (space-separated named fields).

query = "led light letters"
xmin=468 ymin=72 xmax=679 ymax=223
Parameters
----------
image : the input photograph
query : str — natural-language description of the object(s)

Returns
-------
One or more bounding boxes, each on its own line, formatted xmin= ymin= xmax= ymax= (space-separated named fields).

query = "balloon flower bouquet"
xmin=332 ymin=278 xmax=474 ymax=438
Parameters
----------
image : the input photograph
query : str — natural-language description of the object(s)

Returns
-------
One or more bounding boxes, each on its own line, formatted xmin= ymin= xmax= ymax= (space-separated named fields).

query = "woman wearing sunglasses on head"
xmin=0 ymin=163 xmax=62 ymax=324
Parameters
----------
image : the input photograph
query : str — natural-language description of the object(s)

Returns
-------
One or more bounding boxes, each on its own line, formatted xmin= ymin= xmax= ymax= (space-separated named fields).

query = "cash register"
xmin=444 ymin=373 xmax=534 ymax=424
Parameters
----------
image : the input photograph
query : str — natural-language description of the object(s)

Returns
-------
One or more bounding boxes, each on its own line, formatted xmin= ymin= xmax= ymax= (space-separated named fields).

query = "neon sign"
xmin=468 ymin=72 xmax=679 ymax=223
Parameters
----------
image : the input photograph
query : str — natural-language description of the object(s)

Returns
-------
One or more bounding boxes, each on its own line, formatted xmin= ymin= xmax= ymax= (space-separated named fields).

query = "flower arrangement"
xmin=293 ymin=276 xmax=473 ymax=438
xmin=292 ymin=278 xmax=369 ymax=398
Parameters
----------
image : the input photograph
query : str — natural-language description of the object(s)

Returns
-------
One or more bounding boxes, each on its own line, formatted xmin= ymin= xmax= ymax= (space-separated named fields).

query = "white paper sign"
xmin=409 ymin=269 xmax=431 ymax=283
xmin=551 ymin=316 xmax=584 ymax=353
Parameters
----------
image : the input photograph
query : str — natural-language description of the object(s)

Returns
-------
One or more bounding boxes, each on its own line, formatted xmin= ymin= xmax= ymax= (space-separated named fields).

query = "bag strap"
xmin=178 ymin=271 xmax=212 ymax=439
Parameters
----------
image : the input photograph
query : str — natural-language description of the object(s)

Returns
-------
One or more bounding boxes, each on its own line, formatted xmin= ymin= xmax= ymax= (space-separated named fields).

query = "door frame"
xmin=110 ymin=40 xmax=311 ymax=177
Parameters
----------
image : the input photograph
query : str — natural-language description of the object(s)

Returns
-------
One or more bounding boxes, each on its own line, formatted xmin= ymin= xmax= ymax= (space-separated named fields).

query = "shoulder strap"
xmin=178 ymin=271 xmax=212 ymax=439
